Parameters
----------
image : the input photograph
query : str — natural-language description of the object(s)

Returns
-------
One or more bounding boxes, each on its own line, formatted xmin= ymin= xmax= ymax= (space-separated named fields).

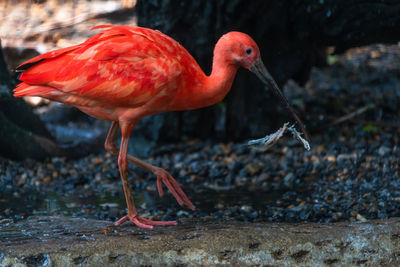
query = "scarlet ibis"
xmin=14 ymin=25 xmax=307 ymax=229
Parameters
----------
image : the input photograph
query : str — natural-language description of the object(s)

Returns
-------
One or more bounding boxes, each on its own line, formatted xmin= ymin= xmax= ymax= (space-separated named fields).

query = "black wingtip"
xmin=15 ymin=59 xmax=45 ymax=72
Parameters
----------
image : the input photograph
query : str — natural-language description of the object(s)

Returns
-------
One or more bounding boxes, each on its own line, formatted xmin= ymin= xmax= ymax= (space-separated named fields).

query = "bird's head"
xmin=215 ymin=31 xmax=310 ymax=141
xmin=215 ymin=31 xmax=260 ymax=70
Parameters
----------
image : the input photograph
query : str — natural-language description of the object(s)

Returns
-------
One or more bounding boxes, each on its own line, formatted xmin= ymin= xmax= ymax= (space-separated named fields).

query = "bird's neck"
xmin=200 ymin=55 xmax=239 ymax=107
xmin=172 ymin=52 xmax=238 ymax=111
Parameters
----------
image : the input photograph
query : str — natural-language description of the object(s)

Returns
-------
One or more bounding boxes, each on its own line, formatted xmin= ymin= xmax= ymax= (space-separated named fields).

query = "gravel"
xmin=0 ymin=43 xmax=399 ymax=225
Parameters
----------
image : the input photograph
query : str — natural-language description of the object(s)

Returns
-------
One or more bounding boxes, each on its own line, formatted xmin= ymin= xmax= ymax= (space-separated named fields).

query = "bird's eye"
xmin=246 ymin=48 xmax=252 ymax=55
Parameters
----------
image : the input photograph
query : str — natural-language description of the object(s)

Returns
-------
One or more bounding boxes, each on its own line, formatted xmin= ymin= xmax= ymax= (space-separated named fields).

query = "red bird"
xmin=14 ymin=25 xmax=306 ymax=229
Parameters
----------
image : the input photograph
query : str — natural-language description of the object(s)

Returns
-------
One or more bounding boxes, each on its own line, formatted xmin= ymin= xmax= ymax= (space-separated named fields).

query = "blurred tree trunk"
xmin=0 ymin=47 xmax=105 ymax=160
xmin=0 ymin=39 xmax=74 ymax=160
xmin=136 ymin=0 xmax=400 ymax=140
xmin=0 ymin=41 xmax=55 ymax=160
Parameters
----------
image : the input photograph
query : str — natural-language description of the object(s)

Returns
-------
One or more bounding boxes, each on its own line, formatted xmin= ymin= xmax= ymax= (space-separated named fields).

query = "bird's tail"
xmin=13 ymin=83 xmax=53 ymax=98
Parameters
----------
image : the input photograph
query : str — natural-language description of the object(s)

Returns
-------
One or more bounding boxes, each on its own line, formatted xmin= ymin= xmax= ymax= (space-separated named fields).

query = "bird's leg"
xmin=114 ymin=122 xmax=177 ymax=229
xmin=104 ymin=122 xmax=194 ymax=210
xmin=104 ymin=121 xmax=120 ymax=155
xmin=127 ymin=156 xmax=195 ymax=210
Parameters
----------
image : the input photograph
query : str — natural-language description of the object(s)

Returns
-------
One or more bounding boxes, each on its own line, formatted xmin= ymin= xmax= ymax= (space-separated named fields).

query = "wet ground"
xmin=0 ymin=43 xmax=399 ymax=225
xmin=2 ymin=216 xmax=400 ymax=266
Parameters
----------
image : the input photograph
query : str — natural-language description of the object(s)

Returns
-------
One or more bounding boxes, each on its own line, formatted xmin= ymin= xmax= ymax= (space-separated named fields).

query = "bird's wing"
xmin=17 ymin=25 xmax=184 ymax=107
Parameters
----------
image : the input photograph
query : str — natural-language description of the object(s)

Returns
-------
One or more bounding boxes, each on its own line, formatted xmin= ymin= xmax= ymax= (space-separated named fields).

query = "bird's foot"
xmin=153 ymin=167 xmax=195 ymax=210
xmin=114 ymin=214 xmax=177 ymax=229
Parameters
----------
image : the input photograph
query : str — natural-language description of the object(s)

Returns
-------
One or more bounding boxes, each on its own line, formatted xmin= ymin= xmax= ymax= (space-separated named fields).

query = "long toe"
xmin=154 ymin=168 xmax=195 ymax=210
xmin=114 ymin=215 xmax=129 ymax=226
xmin=115 ymin=214 xmax=177 ymax=229
xmin=138 ymin=217 xmax=177 ymax=226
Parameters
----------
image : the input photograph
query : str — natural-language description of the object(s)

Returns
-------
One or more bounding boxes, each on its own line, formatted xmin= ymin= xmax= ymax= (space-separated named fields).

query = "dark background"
xmin=1 ymin=0 xmax=400 ymax=159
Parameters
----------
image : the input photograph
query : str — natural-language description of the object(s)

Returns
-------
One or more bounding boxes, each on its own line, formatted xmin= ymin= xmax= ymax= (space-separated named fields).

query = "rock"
xmin=378 ymin=146 xmax=391 ymax=156
xmin=1 ymin=216 xmax=400 ymax=266
xmin=356 ymin=213 xmax=368 ymax=222
xmin=245 ymin=162 xmax=261 ymax=176
xmin=283 ymin=172 xmax=295 ymax=188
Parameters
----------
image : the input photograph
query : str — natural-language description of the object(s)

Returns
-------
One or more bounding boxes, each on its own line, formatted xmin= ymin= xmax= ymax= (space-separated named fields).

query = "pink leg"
xmin=104 ymin=122 xmax=194 ymax=210
xmin=112 ymin=122 xmax=178 ymax=229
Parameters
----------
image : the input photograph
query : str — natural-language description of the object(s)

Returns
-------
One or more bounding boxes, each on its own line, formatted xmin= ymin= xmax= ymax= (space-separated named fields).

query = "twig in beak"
xmin=288 ymin=125 xmax=310 ymax=151
xmin=248 ymin=123 xmax=289 ymax=150
xmin=248 ymin=123 xmax=310 ymax=151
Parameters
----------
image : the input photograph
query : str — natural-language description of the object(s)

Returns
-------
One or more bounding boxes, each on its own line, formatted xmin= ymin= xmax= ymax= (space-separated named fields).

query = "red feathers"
xmin=14 ymin=25 xmax=204 ymax=112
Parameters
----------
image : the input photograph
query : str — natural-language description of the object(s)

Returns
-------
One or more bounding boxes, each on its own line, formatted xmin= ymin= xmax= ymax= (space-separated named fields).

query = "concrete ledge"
xmin=1 ymin=216 xmax=400 ymax=266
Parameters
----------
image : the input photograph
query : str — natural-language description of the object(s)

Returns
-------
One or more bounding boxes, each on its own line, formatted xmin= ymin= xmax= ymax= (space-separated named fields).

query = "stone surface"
xmin=1 ymin=216 xmax=400 ymax=266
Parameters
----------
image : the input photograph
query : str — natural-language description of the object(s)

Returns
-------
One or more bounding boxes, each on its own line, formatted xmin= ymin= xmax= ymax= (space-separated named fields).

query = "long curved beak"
xmin=250 ymin=58 xmax=310 ymax=141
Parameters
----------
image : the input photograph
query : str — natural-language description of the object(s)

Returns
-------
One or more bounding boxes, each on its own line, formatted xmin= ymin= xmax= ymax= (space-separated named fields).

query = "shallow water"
xmin=0 ymin=191 xmax=124 ymax=220
xmin=0 ymin=187 xmax=287 ymax=222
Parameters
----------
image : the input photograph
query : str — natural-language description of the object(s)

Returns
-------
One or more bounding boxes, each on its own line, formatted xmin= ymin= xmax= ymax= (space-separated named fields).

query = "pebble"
xmin=378 ymin=146 xmax=391 ymax=156
xmin=1 ymin=43 xmax=399 ymax=225
xmin=283 ymin=173 xmax=295 ymax=188
xmin=245 ymin=163 xmax=261 ymax=176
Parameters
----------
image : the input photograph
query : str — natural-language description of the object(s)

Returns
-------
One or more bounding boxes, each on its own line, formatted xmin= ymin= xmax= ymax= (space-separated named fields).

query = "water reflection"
xmin=0 ymin=187 xmax=288 ymax=222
